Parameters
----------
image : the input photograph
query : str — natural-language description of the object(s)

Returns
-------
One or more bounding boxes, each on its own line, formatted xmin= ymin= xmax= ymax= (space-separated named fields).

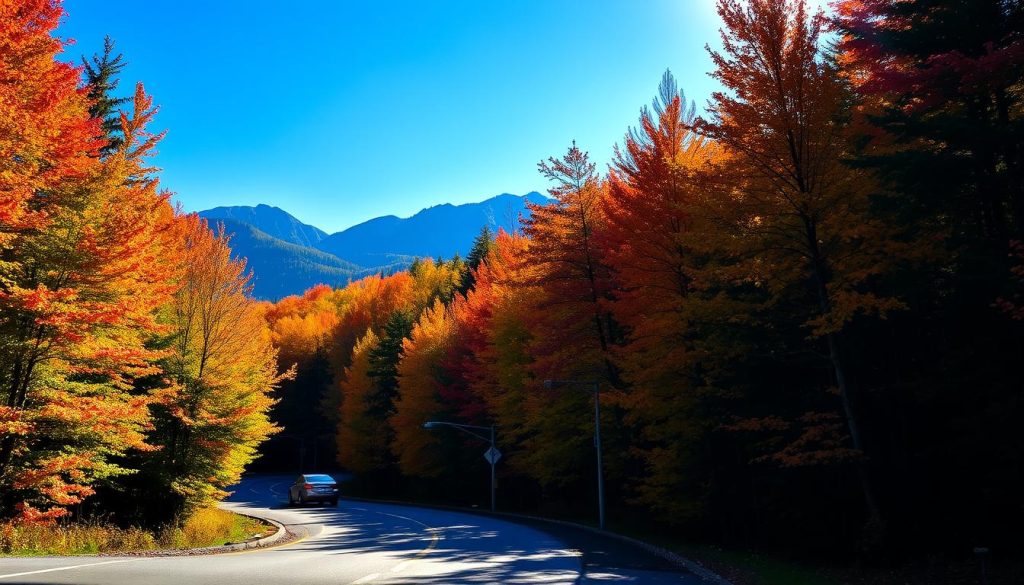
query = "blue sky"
xmin=58 ymin=0 xmax=726 ymax=232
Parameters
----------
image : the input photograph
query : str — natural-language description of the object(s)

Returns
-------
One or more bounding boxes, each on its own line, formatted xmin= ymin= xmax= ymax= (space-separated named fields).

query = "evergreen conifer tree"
xmin=460 ymin=225 xmax=496 ymax=293
xmin=82 ymin=36 xmax=129 ymax=155
xmin=366 ymin=310 xmax=416 ymax=418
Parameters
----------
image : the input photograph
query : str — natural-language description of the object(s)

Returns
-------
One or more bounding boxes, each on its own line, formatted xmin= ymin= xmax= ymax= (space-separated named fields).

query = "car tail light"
xmin=303 ymin=483 xmax=313 ymax=490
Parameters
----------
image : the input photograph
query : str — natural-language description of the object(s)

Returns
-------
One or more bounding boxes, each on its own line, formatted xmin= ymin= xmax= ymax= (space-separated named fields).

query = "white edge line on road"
xmin=351 ymin=572 xmax=379 ymax=583
xmin=0 ymin=559 xmax=137 ymax=580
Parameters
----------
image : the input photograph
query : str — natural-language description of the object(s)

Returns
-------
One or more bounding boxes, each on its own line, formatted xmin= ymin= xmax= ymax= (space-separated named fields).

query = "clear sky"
xmin=57 ymin=0 xmax=727 ymax=233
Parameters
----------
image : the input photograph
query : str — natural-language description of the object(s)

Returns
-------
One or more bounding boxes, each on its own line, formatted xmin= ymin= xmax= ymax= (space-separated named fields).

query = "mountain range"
xmin=198 ymin=192 xmax=549 ymax=300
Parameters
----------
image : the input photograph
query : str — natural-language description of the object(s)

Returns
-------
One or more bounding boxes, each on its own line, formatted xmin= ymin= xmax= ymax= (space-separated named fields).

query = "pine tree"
xmin=82 ymin=36 xmax=129 ymax=155
xmin=367 ymin=310 xmax=416 ymax=418
xmin=460 ymin=226 xmax=496 ymax=293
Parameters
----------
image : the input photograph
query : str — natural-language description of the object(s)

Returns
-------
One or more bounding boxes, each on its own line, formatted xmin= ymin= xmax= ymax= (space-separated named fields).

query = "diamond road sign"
xmin=483 ymin=446 xmax=502 ymax=465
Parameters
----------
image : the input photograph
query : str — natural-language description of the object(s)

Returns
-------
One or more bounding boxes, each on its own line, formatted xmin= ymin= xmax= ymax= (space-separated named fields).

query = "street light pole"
xmin=423 ymin=421 xmax=498 ymax=512
xmin=592 ymin=382 xmax=605 ymax=531
xmin=544 ymin=379 xmax=606 ymax=530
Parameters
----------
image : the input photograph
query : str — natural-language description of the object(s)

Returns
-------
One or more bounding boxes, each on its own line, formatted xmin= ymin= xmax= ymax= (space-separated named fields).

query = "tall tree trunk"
xmin=807 ymin=219 xmax=883 ymax=528
xmin=0 ymin=355 xmax=28 ymax=476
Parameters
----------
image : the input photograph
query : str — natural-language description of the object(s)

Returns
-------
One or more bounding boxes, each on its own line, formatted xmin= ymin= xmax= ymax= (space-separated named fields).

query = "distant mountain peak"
xmin=198 ymin=191 xmax=550 ymax=300
xmin=314 ymin=191 xmax=550 ymax=267
xmin=199 ymin=204 xmax=327 ymax=248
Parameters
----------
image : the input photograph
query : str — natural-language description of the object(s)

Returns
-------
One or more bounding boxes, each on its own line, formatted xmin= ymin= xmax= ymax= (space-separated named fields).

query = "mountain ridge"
xmin=199 ymin=203 xmax=328 ymax=248
xmin=313 ymin=191 xmax=548 ymax=266
xmin=210 ymin=218 xmax=398 ymax=300
xmin=199 ymin=191 xmax=550 ymax=300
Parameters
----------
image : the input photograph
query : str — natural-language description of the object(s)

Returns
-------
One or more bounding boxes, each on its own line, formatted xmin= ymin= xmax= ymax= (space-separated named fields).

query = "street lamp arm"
xmin=423 ymin=421 xmax=492 ymax=442
xmin=422 ymin=419 xmax=499 ymax=512
xmin=543 ymin=379 xmax=600 ymax=389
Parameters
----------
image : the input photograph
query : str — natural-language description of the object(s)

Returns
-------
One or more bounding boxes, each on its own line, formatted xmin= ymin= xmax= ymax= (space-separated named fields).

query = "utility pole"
xmin=544 ymin=379 xmax=606 ymax=530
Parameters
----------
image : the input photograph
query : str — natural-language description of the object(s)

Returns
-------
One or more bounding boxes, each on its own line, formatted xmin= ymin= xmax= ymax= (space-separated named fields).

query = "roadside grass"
xmin=0 ymin=522 xmax=156 ymax=556
xmin=157 ymin=507 xmax=272 ymax=550
xmin=0 ymin=507 xmax=272 ymax=556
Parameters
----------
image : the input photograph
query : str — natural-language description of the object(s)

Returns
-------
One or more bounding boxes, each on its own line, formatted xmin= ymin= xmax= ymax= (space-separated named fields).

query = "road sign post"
xmin=484 ymin=440 xmax=501 ymax=513
xmin=483 ymin=446 xmax=502 ymax=464
xmin=423 ymin=421 xmax=499 ymax=511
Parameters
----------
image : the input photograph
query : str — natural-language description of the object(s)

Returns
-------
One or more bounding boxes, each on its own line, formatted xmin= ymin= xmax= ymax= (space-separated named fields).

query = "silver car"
xmin=288 ymin=474 xmax=339 ymax=506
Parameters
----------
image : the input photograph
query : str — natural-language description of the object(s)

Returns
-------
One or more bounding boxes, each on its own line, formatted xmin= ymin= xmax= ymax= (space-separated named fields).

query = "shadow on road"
xmin=226 ymin=474 xmax=695 ymax=584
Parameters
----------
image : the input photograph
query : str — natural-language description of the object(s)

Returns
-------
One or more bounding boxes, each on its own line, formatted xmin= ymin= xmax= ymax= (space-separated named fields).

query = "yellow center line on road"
xmin=350 ymin=507 xmax=444 ymax=558
xmin=344 ymin=507 xmax=444 ymax=583
xmin=416 ymin=528 xmax=442 ymax=558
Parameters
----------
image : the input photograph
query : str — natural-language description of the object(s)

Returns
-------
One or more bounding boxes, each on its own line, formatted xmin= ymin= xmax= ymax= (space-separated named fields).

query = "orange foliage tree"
xmin=327 ymin=272 xmax=415 ymax=375
xmin=330 ymin=272 xmax=415 ymax=474
xmin=603 ymin=71 xmax=728 ymax=520
xmin=517 ymin=144 xmax=622 ymax=490
xmin=266 ymin=284 xmax=341 ymax=367
xmin=702 ymin=0 xmax=900 ymax=524
xmin=261 ymin=284 xmax=343 ymax=469
xmin=331 ymin=261 xmax=464 ymax=476
xmin=409 ymin=256 xmax=463 ymax=309
xmin=0 ymin=12 xmax=180 ymax=520
xmin=458 ymin=233 xmax=545 ymax=482
xmin=0 ymin=0 xmax=99 ymax=249
xmin=524 ymin=143 xmax=616 ymax=382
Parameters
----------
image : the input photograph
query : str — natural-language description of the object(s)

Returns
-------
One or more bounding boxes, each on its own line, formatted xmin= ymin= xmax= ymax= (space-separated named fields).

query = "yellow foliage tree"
xmin=335 ymin=328 xmax=384 ymax=473
xmin=149 ymin=217 xmax=289 ymax=516
xmin=390 ymin=299 xmax=456 ymax=477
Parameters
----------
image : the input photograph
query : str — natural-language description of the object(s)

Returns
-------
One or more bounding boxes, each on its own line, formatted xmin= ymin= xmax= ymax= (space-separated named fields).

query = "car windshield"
xmin=305 ymin=474 xmax=334 ymax=483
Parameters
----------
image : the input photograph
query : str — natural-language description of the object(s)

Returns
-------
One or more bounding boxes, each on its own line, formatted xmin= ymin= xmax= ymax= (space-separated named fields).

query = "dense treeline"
xmin=0 ymin=1 xmax=286 ymax=528
xmin=269 ymin=0 xmax=1024 ymax=559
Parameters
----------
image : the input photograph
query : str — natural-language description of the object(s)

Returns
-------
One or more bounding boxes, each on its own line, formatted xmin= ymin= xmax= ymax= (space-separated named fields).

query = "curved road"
xmin=0 ymin=475 xmax=701 ymax=584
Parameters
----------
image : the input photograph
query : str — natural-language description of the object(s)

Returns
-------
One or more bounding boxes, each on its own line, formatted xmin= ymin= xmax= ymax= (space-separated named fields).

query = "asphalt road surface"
xmin=0 ymin=475 xmax=703 ymax=584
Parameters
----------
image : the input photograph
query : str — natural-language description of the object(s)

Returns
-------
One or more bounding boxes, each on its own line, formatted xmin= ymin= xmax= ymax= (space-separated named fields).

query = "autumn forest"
xmin=2 ymin=0 xmax=1023 ymax=572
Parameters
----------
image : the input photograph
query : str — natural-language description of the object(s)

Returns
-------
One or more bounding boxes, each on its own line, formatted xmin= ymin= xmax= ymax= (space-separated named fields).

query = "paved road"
xmin=0 ymin=475 xmax=702 ymax=584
